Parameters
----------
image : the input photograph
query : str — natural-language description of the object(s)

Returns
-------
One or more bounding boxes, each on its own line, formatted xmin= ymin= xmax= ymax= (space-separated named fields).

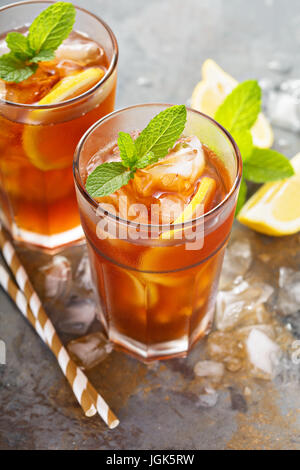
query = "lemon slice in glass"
xmin=191 ymin=59 xmax=273 ymax=149
xmin=161 ymin=176 xmax=216 ymax=240
xmin=23 ymin=67 xmax=104 ymax=171
xmin=237 ymin=153 xmax=300 ymax=236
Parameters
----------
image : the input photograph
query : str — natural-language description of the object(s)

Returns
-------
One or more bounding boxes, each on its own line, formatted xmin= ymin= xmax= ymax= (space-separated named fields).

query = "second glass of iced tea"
xmin=0 ymin=1 xmax=118 ymax=251
xmin=74 ymin=104 xmax=242 ymax=362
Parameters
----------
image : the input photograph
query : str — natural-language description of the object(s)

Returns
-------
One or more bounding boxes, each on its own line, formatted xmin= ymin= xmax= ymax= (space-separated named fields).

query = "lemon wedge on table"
xmin=23 ymin=67 xmax=104 ymax=171
xmin=237 ymin=153 xmax=300 ymax=236
xmin=191 ymin=59 xmax=274 ymax=149
xmin=161 ymin=177 xmax=216 ymax=240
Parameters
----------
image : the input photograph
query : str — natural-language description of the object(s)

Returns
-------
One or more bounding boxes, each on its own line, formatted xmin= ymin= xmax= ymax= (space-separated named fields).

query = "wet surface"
xmin=1 ymin=0 xmax=300 ymax=450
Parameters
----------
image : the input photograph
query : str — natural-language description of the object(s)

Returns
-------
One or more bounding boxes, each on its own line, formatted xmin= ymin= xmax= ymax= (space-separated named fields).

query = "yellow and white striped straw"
xmin=0 ymin=225 xmax=119 ymax=429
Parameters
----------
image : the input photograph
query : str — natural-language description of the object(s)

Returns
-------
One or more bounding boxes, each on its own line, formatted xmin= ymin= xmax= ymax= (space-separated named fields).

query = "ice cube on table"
xmin=56 ymin=39 xmax=103 ymax=65
xmin=246 ymin=328 xmax=281 ymax=377
xmin=219 ymin=238 xmax=252 ymax=289
xmin=67 ymin=331 xmax=113 ymax=370
xmin=207 ymin=331 xmax=246 ymax=372
xmin=75 ymin=252 xmax=93 ymax=292
xmin=278 ymin=267 xmax=300 ymax=316
xmin=266 ymin=88 xmax=300 ymax=132
xmin=194 ymin=360 xmax=224 ymax=378
xmin=57 ymin=298 xmax=96 ymax=335
xmin=267 ymin=57 xmax=292 ymax=74
xmin=39 ymin=255 xmax=72 ymax=301
xmin=216 ymin=280 xmax=274 ymax=331
xmin=133 ymin=136 xmax=205 ymax=197
xmin=196 ymin=387 xmax=218 ymax=408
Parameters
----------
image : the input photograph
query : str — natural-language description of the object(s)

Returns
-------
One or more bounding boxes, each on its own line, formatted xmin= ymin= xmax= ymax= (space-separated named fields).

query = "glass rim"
xmin=73 ymin=103 xmax=243 ymax=230
xmin=0 ymin=0 xmax=118 ymax=110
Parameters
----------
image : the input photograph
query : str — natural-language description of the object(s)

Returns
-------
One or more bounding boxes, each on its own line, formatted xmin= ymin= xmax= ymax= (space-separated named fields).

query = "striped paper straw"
xmin=0 ymin=225 xmax=119 ymax=429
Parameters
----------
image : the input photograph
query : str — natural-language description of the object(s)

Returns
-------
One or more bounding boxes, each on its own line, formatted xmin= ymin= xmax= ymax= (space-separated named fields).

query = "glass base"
xmin=12 ymin=224 xmax=85 ymax=254
xmin=107 ymin=306 xmax=214 ymax=363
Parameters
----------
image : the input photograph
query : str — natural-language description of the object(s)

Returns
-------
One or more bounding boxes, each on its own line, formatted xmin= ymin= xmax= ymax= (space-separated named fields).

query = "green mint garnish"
xmin=243 ymin=148 xmax=294 ymax=183
xmin=117 ymin=132 xmax=138 ymax=168
xmin=0 ymin=53 xmax=37 ymax=83
xmin=214 ymin=79 xmax=294 ymax=214
xmin=85 ymin=162 xmax=133 ymax=199
xmin=0 ymin=2 xmax=75 ymax=83
xmin=86 ymin=105 xmax=187 ymax=198
xmin=215 ymin=80 xmax=262 ymax=134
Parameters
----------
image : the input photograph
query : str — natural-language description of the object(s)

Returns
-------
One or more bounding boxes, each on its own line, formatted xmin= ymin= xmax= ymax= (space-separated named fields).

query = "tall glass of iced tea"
xmin=0 ymin=1 xmax=118 ymax=251
xmin=74 ymin=104 xmax=242 ymax=362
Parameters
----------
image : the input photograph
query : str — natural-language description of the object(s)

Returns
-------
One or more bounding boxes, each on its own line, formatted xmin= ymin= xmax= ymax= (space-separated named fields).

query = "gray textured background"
xmin=1 ymin=0 xmax=300 ymax=450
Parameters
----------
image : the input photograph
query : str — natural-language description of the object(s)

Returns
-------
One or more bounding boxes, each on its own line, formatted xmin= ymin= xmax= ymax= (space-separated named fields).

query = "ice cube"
xmin=39 ymin=256 xmax=72 ymax=301
xmin=268 ymin=57 xmax=292 ymax=75
xmin=133 ymin=136 xmax=205 ymax=197
xmin=265 ymin=87 xmax=300 ymax=132
xmin=56 ymin=39 xmax=103 ymax=65
xmin=57 ymin=298 xmax=96 ymax=335
xmin=216 ymin=280 xmax=274 ymax=331
xmin=277 ymin=267 xmax=300 ymax=316
xmin=0 ymin=39 xmax=9 ymax=55
xmin=196 ymin=387 xmax=218 ymax=408
xmin=157 ymin=195 xmax=185 ymax=224
xmin=67 ymin=331 xmax=113 ymax=370
xmin=274 ymin=353 xmax=300 ymax=387
xmin=280 ymin=79 xmax=300 ymax=99
xmin=75 ymin=252 xmax=93 ymax=292
xmin=207 ymin=331 xmax=246 ymax=372
xmin=136 ymin=76 xmax=152 ymax=87
xmin=219 ymin=238 xmax=252 ymax=289
xmin=194 ymin=360 xmax=224 ymax=378
xmin=246 ymin=328 xmax=281 ymax=377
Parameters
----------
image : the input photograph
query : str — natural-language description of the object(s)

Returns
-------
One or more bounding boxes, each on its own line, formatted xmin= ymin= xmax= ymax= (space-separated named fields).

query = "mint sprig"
xmin=0 ymin=2 xmax=75 ymax=83
xmin=214 ymin=80 xmax=295 ymax=213
xmin=86 ymin=105 xmax=187 ymax=198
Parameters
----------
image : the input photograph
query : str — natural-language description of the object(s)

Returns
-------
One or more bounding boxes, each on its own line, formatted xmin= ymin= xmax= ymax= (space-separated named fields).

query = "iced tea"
xmin=74 ymin=105 xmax=242 ymax=361
xmin=0 ymin=2 xmax=118 ymax=250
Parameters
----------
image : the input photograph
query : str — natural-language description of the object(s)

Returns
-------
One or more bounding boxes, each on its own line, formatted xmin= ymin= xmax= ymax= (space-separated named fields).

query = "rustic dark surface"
xmin=1 ymin=0 xmax=300 ymax=450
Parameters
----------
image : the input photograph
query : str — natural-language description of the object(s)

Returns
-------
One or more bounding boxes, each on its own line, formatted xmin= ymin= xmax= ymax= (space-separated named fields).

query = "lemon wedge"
xmin=23 ymin=67 xmax=104 ymax=171
xmin=237 ymin=153 xmax=300 ymax=236
xmin=161 ymin=177 xmax=216 ymax=240
xmin=191 ymin=59 xmax=273 ymax=149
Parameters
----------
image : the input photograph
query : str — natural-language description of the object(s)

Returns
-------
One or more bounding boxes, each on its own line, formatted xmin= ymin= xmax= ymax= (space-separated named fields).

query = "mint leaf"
xmin=0 ymin=53 xmax=37 ymax=83
xmin=6 ymin=32 xmax=33 ymax=61
xmin=31 ymin=50 xmax=55 ymax=63
xmin=235 ymin=178 xmax=247 ymax=215
xmin=86 ymin=162 xmax=132 ymax=198
xmin=0 ymin=2 xmax=76 ymax=83
xmin=135 ymin=105 xmax=187 ymax=161
xmin=135 ymin=151 xmax=158 ymax=169
xmin=118 ymin=132 xmax=138 ymax=168
xmin=215 ymin=80 xmax=261 ymax=133
xmin=232 ymin=130 xmax=253 ymax=161
xmin=28 ymin=2 xmax=76 ymax=53
xmin=244 ymin=148 xmax=294 ymax=183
